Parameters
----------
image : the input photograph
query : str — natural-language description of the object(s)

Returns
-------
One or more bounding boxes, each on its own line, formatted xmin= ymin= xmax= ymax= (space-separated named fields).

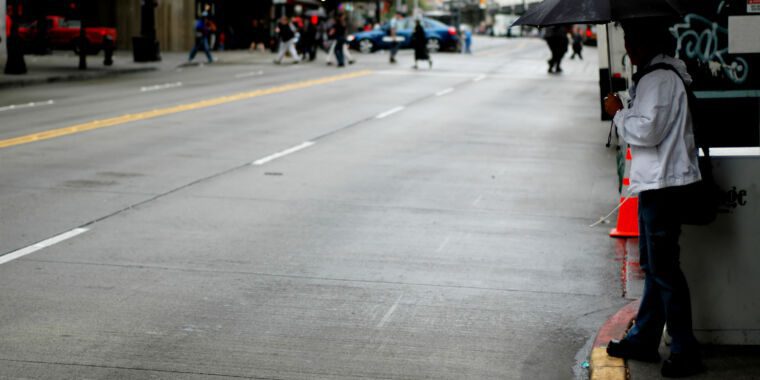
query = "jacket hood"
xmin=648 ymin=55 xmax=693 ymax=85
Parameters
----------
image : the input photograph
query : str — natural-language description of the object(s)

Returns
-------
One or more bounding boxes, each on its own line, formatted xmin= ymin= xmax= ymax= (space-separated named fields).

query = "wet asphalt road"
xmin=0 ymin=38 xmax=628 ymax=379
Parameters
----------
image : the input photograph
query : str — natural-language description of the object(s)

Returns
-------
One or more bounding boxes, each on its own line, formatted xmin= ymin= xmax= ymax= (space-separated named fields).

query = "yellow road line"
xmin=0 ymin=70 xmax=373 ymax=149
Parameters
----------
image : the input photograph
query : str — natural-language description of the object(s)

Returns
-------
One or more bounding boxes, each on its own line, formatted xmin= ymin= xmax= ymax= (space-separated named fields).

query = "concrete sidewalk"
xmin=590 ymin=238 xmax=760 ymax=380
xmin=0 ymin=49 xmax=277 ymax=89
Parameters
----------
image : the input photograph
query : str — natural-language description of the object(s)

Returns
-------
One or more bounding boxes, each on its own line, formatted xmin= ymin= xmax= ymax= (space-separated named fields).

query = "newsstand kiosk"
xmin=683 ymin=147 xmax=760 ymax=344
xmin=669 ymin=1 xmax=759 ymax=345
xmin=601 ymin=0 xmax=760 ymax=345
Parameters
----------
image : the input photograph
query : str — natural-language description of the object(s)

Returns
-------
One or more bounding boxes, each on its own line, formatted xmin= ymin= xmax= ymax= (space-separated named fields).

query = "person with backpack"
xmin=603 ymin=19 xmax=705 ymax=378
xmin=189 ymin=12 xmax=214 ymax=63
xmin=274 ymin=16 xmax=300 ymax=64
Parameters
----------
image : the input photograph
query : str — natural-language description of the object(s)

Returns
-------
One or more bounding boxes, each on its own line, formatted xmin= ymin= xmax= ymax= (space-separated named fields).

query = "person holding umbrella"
xmin=603 ymin=19 xmax=705 ymax=378
xmin=514 ymin=1 xmax=703 ymax=378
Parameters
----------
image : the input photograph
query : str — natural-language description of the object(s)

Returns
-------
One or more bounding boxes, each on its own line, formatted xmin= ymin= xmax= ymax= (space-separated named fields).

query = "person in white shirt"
xmin=388 ymin=12 xmax=403 ymax=64
xmin=603 ymin=19 xmax=705 ymax=378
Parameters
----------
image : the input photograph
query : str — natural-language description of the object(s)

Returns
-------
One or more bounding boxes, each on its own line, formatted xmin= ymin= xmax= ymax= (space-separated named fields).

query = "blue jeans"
xmin=390 ymin=42 xmax=399 ymax=60
xmin=189 ymin=37 xmax=213 ymax=63
xmin=335 ymin=37 xmax=345 ymax=66
xmin=625 ymin=186 xmax=699 ymax=354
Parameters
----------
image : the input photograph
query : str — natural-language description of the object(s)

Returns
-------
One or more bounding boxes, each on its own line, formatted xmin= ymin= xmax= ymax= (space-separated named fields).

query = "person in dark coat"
xmin=411 ymin=20 xmax=432 ymax=69
xmin=331 ymin=13 xmax=347 ymax=67
xmin=249 ymin=19 xmax=267 ymax=51
xmin=544 ymin=25 xmax=569 ymax=73
xmin=274 ymin=16 xmax=300 ymax=64
xmin=299 ymin=18 xmax=319 ymax=61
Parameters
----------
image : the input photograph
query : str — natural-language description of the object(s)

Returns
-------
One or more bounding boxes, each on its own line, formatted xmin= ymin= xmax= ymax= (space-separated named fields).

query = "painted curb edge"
xmin=589 ymin=300 xmax=640 ymax=380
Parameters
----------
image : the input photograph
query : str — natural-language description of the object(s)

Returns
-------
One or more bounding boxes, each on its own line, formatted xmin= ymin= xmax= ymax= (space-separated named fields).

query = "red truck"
xmin=18 ymin=15 xmax=117 ymax=54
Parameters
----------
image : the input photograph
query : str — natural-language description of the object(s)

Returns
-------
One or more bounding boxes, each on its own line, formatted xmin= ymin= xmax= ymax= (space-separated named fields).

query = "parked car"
xmin=348 ymin=17 xmax=459 ymax=54
xmin=18 ymin=15 xmax=117 ymax=54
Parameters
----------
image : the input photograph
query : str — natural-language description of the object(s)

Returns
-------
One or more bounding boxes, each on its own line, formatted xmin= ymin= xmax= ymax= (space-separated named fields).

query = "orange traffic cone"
xmin=610 ymin=147 xmax=639 ymax=238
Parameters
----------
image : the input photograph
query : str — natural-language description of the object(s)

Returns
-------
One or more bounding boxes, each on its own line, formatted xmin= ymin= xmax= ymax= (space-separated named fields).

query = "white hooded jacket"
xmin=614 ymin=55 xmax=702 ymax=194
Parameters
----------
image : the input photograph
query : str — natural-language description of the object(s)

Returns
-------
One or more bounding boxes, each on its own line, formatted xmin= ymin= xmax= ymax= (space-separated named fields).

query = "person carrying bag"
xmin=602 ymin=19 xmax=714 ymax=378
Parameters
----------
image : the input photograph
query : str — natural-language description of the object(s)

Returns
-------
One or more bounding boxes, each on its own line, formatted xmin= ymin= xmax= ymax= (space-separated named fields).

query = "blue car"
xmin=347 ymin=17 xmax=459 ymax=53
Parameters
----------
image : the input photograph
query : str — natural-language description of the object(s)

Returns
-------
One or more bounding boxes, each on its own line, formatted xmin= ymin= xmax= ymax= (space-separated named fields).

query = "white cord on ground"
xmin=589 ymin=195 xmax=632 ymax=228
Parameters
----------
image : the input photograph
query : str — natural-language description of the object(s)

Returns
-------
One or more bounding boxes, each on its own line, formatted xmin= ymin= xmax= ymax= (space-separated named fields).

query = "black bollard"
xmin=4 ymin=0 xmax=27 ymax=75
xmin=103 ymin=35 xmax=114 ymax=66
xmin=78 ymin=0 xmax=87 ymax=70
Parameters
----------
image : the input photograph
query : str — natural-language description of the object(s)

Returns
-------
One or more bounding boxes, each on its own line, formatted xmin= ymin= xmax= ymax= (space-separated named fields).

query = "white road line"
xmin=235 ymin=71 xmax=264 ymax=78
xmin=376 ymin=106 xmax=405 ymax=119
xmin=376 ymin=71 xmax=569 ymax=81
xmin=376 ymin=294 xmax=404 ymax=329
xmin=473 ymin=195 xmax=483 ymax=206
xmin=435 ymin=88 xmax=454 ymax=97
xmin=473 ymin=74 xmax=487 ymax=82
xmin=436 ymin=236 xmax=451 ymax=253
xmin=0 ymin=228 xmax=89 ymax=266
xmin=252 ymin=141 xmax=316 ymax=166
xmin=140 ymin=82 xmax=183 ymax=92
xmin=375 ymin=70 xmax=479 ymax=78
xmin=0 ymin=100 xmax=55 ymax=113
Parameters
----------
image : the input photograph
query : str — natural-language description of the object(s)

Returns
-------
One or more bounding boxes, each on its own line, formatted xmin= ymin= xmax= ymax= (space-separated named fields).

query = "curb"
xmin=589 ymin=300 xmax=640 ymax=380
xmin=0 ymin=67 xmax=158 ymax=90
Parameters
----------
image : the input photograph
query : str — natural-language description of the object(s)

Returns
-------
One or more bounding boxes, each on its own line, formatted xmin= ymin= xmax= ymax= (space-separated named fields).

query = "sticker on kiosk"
xmin=749 ymin=0 xmax=760 ymax=13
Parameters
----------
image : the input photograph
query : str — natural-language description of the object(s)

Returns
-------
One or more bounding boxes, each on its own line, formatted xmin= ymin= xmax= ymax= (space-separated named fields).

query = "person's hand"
xmin=604 ymin=93 xmax=623 ymax=118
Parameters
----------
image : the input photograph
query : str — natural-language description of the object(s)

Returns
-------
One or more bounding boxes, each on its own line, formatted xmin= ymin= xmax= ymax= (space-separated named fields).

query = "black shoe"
xmin=661 ymin=352 xmax=705 ymax=378
xmin=606 ymin=339 xmax=661 ymax=362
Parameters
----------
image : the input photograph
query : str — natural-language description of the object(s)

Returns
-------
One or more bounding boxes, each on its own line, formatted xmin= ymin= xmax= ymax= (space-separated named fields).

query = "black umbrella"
xmin=512 ymin=0 xmax=688 ymax=27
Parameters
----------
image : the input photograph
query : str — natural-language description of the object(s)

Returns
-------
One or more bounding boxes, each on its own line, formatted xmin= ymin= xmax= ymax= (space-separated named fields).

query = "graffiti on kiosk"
xmin=670 ymin=14 xmax=749 ymax=84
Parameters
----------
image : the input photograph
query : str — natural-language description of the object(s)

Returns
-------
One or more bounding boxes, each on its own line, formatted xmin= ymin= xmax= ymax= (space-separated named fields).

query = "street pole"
xmin=78 ymin=0 xmax=87 ymax=70
xmin=4 ymin=0 xmax=27 ymax=74
xmin=0 ymin=0 xmax=7 ymax=61
xmin=133 ymin=0 xmax=160 ymax=62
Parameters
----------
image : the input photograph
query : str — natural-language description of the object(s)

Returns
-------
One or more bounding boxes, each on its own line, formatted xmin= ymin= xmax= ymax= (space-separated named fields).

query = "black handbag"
xmin=678 ymin=152 xmax=720 ymax=225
